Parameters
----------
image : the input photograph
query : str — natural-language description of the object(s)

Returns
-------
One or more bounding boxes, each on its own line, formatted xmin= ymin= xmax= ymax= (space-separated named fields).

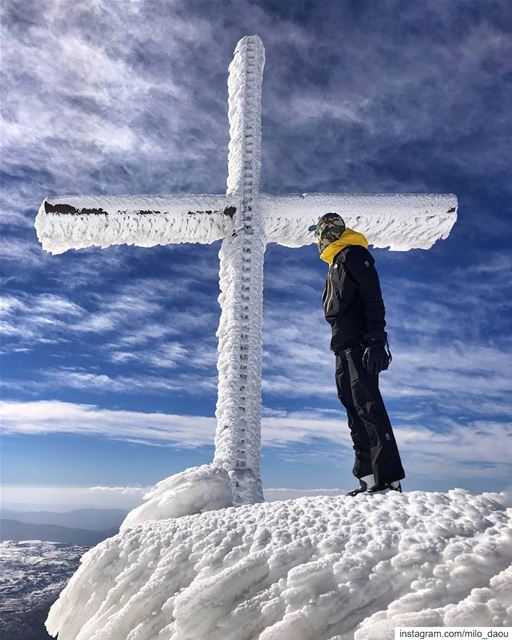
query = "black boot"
xmin=346 ymin=474 xmax=374 ymax=497
xmin=367 ymin=481 xmax=402 ymax=494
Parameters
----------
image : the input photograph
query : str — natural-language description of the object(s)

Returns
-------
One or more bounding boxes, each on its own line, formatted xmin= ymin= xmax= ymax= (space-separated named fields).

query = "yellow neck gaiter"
xmin=320 ymin=228 xmax=369 ymax=265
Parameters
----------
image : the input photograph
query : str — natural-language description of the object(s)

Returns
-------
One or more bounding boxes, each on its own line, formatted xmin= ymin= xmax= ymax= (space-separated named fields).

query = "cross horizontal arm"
xmin=35 ymin=194 xmax=237 ymax=254
xmin=260 ymin=193 xmax=458 ymax=251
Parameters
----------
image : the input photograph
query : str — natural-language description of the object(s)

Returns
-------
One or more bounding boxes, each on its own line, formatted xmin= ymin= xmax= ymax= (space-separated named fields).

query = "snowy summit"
xmin=46 ymin=475 xmax=511 ymax=639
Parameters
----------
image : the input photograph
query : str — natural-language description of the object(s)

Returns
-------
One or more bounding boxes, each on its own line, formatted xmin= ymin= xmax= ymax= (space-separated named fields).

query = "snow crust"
xmin=120 ymin=464 xmax=233 ymax=531
xmin=46 ymin=489 xmax=511 ymax=640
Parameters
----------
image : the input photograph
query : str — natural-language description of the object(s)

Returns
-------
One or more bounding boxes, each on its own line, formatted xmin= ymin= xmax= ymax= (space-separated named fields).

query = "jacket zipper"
xmin=325 ymin=267 xmax=335 ymax=313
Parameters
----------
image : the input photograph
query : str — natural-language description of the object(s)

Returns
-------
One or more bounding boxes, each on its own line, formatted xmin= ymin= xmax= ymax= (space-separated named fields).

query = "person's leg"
xmin=345 ymin=345 xmax=405 ymax=486
xmin=334 ymin=352 xmax=373 ymax=481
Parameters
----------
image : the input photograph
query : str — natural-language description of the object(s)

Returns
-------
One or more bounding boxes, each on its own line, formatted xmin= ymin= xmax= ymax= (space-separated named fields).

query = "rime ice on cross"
xmin=35 ymin=35 xmax=457 ymax=505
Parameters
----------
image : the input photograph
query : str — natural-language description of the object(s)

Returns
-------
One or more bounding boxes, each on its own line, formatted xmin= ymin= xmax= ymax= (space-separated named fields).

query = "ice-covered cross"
xmin=35 ymin=35 xmax=457 ymax=506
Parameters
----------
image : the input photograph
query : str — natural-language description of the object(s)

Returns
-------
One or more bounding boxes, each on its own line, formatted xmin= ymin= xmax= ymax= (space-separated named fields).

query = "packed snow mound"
xmin=47 ymin=489 xmax=511 ymax=640
xmin=120 ymin=465 xmax=233 ymax=531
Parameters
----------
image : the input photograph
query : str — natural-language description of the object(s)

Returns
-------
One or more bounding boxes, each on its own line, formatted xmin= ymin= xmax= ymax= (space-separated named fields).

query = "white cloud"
xmin=0 ymin=0 xmax=225 ymax=215
xmin=1 ymin=401 xmax=510 ymax=484
xmin=0 ymin=292 xmax=86 ymax=342
xmin=0 ymin=236 xmax=50 ymax=268
xmin=0 ymin=271 xmax=221 ymax=364
xmin=43 ymin=368 xmax=217 ymax=395
xmin=0 ymin=484 xmax=148 ymax=511
xmin=110 ymin=342 xmax=188 ymax=369
xmin=0 ymin=400 xmax=216 ymax=446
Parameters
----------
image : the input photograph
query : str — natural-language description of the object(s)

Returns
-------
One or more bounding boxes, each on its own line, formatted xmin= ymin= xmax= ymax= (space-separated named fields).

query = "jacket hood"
xmin=320 ymin=228 xmax=369 ymax=265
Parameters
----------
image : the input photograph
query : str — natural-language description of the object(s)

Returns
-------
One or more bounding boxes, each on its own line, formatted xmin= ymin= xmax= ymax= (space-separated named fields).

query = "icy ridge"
xmin=46 ymin=490 xmax=512 ymax=640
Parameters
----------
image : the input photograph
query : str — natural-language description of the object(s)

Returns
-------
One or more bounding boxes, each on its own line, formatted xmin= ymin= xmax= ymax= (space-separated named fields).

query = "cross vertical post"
xmin=214 ymin=36 xmax=266 ymax=503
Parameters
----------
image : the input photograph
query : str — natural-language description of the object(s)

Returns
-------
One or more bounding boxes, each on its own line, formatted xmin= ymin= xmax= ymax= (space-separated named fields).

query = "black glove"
xmin=362 ymin=339 xmax=391 ymax=375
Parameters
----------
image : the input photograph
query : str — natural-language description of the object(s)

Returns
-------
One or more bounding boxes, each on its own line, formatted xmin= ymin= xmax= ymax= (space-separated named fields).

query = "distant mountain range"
xmin=0 ymin=519 xmax=118 ymax=546
xmin=0 ymin=508 xmax=127 ymax=531
xmin=0 ymin=508 xmax=128 ymax=546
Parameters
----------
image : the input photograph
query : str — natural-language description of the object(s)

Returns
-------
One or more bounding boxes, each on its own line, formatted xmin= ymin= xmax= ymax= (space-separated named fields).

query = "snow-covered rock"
xmin=46 ymin=489 xmax=511 ymax=640
xmin=120 ymin=464 xmax=233 ymax=531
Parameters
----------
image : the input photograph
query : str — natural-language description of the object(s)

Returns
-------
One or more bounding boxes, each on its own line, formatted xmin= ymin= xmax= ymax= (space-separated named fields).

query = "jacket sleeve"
xmin=343 ymin=246 xmax=387 ymax=343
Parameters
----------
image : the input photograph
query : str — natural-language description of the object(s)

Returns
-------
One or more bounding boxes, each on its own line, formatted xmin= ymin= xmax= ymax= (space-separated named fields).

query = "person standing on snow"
xmin=308 ymin=213 xmax=405 ymax=495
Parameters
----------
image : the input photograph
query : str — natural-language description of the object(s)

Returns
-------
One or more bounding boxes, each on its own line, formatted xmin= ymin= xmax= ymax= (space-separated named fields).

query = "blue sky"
xmin=1 ymin=0 xmax=511 ymax=509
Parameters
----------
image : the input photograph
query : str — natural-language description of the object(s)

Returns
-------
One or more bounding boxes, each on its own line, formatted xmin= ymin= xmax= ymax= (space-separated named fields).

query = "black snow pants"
xmin=335 ymin=343 xmax=405 ymax=486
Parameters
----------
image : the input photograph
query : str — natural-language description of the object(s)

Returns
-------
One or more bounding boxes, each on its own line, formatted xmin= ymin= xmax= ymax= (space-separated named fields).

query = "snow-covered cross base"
xmin=35 ymin=35 xmax=457 ymax=508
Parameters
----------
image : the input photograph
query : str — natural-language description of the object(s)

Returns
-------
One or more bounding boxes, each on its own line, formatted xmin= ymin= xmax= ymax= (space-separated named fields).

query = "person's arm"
xmin=343 ymin=246 xmax=391 ymax=374
xmin=343 ymin=245 xmax=387 ymax=344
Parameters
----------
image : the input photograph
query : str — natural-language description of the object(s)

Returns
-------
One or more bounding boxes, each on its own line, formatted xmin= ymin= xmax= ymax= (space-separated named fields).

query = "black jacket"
xmin=322 ymin=245 xmax=387 ymax=353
